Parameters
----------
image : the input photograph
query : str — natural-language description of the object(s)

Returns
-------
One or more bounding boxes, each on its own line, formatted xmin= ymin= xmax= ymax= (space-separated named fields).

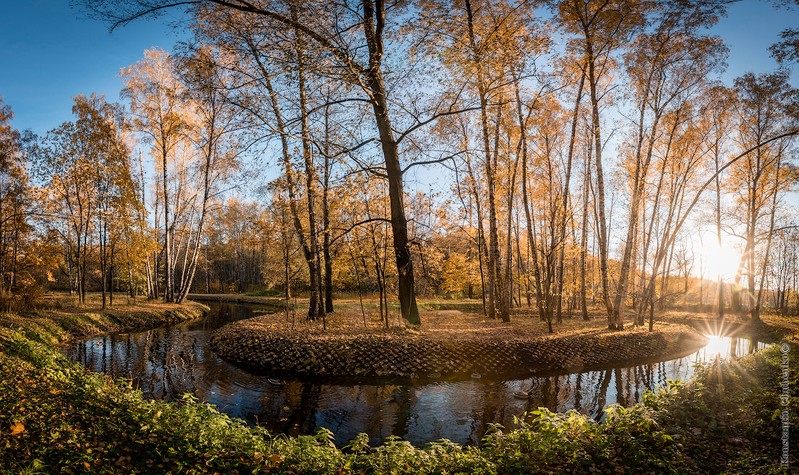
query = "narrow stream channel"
xmin=64 ymin=302 xmax=769 ymax=447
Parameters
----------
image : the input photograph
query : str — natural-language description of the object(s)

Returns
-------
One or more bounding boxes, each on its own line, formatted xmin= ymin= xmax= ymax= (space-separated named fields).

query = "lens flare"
xmin=699 ymin=241 xmax=740 ymax=279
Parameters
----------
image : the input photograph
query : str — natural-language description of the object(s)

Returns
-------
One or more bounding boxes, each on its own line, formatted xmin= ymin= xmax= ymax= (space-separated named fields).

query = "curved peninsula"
xmin=210 ymin=317 xmax=707 ymax=381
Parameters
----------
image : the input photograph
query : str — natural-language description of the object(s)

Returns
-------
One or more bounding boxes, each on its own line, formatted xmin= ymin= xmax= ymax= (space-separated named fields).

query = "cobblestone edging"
xmin=210 ymin=320 xmax=708 ymax=380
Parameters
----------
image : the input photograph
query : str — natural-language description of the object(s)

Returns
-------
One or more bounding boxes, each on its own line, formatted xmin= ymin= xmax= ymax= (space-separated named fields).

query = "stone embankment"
xmin=210 ymin=318 xmax=707 ymax=381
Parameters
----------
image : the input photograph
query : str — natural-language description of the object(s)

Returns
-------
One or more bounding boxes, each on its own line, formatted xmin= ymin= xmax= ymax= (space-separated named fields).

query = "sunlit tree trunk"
xmin=463 ymin=0 xmax=507 ymax=322
xmin=579 ymin=130 xmax=592 ymax=321
xmin=753 ymin=151 xmax=784 ymax=322
xmin=504 ymin=127 xmax=519 ymax=316
xmin=462 ymin=145 xmax=489 ymax=317
xmin=555 ymin=67 xmax=585 ymax=324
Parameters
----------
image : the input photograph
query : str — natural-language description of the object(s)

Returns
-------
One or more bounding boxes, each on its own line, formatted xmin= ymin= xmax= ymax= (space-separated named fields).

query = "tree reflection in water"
xmin=65 ymin=303 xmax=769 ymax=447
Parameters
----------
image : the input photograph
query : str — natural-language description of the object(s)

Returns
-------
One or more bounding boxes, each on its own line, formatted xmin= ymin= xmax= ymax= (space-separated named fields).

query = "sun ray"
xmin=696 ymin=240 xmax=741 ymax=280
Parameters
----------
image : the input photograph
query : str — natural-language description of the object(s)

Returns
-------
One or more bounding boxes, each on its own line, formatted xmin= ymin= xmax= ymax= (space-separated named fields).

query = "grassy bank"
xmin=1 ymin=302 xmax=796 ymax=473
xmin=0 ymin=296 xmax=209 ymax=347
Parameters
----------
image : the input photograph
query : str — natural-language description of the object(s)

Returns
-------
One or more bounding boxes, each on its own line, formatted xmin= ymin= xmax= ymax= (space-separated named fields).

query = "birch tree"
xmin=614 ymin=0 xmax=726 ymax=328
xmin=553 ymin=0 xmax=646 ymax=329
xmin=121 ymin=48 xmax=192 ymax=303
xmin=173 ymin=45 xmax=241 ymax=303
xmin=728 ymin=71 xmax=799 ymax=321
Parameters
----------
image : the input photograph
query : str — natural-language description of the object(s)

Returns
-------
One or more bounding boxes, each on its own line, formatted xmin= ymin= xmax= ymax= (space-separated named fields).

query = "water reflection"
xmin=65 ymin=304 xmax=768 ymax=447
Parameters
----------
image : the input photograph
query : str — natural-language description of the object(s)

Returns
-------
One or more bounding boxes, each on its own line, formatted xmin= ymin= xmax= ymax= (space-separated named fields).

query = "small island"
xmin=210 ymin=307 xmax=707 ymax=381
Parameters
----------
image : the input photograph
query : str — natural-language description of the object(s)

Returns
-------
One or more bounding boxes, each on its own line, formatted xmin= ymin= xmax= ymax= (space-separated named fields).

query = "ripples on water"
xmin=64 ymin=303 xmax=768 ymax=447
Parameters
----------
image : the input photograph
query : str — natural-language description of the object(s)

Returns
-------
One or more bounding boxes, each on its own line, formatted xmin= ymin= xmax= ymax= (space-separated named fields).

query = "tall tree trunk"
xmin=464 ymin=0 xmax=506 ymax=322
xmin=556 ymin=67 xmax=585 ymax=325
xmin=176 ymin=90 xmax=216 ymax=304
xmin=514 ymin=218 xmax=528 ymax=307
xmin=713 ymin=127 xmax=725 ymax=319
xmin=362 ymin=0 xmax=420 ymax=325
xmin=585 ymin=42 xmax=613 ymax=328
xmin=322 ymin=104 xmax=334 ymax=313
xmin=753 ymin=152 xmax=783 ymax=322
xmin=580 ymin=134 xmax=592 ymax=321
xmin=152 ymin=179 xmax=161 ymax=300
xmin=294 ymin=19 xmax=324 ymax=322
xmin=504 ymin=128 xmax=519 ymax=317
xmin=109 ymin=242 xmax=115 ymax=306
xmin=463 ymin=149 xmax=488 ymax=317
xmin=162 ymin=139 xmax=173 ymax=303
xmin=100 ymin=217 xmax=108 ymax=309
xmin=247 ymin=35 xmax=320 ymax=320
xmin=612 ymin=84 xmax=661 ymax=330
xmin=513 ymin=72 xmax=546 ymax=326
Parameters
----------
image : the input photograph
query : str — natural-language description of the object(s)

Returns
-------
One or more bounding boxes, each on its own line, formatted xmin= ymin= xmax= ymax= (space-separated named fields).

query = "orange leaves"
xmin=10 ymin=420 xmax=25 ymax=436
xmin=268 ymin=453 xmax=285 ymax=464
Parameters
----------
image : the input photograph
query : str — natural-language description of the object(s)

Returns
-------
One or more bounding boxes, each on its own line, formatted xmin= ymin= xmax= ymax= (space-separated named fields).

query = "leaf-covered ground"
xmin=1 ymin=302 xmax=797 ymax=474
xmin=211 ymin=317 xmax=705 ymax=380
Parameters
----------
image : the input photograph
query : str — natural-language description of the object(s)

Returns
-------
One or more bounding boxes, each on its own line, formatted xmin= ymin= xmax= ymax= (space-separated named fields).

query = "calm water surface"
xmin=64 ymin=303 xmax=768 ymax=446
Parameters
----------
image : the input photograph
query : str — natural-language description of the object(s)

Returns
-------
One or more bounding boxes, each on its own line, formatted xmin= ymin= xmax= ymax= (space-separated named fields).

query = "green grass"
xmin=0 ymin=308 xmax=796 ymax=474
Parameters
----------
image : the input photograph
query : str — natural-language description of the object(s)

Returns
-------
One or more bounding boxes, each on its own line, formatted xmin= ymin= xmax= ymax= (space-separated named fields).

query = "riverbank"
xmin=188 ymin=293 xmax=286 ymax=308
xmin=660 ymin=309 xmax=799 ymax=343
xmin=0 ymin=298 xmax=209 ymax=347
xmin=210 ymin=316 xmax=707 ymax=381
xmin=1 ymin=304 xmax=796 ymax=473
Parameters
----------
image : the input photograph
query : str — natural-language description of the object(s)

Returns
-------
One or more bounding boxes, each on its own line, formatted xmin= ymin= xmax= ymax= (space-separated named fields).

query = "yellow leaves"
xmin=10 ymin=420 xmax=25 ymax=436
xmin=269 ymin=453 xmax=285 ymax=464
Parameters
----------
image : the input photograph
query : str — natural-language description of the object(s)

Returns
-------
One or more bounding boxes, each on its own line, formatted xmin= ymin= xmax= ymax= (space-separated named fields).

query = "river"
xmin=64 ymin=302 xmax=768 ymax=447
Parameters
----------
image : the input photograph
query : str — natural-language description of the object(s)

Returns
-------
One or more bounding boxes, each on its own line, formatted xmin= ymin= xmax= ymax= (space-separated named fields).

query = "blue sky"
xmin=0 ymin=0 xmax=796 ymax=137
xmin=709 ymin=0 xmax=798 ymax=83
xmin=0 ymin=0 xmax=185 ymax=135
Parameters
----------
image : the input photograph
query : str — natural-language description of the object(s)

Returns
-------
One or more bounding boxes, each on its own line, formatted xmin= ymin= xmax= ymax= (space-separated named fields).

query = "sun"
xmin=702 ymin=334 xmax=729 ymax=360
xmin=697 ymin=240 xmax=741 ymax=280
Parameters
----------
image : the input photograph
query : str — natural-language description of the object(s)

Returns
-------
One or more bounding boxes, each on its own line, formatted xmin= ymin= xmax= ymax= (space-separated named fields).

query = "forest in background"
xmin=1 ymin=0 xmax=799 ymax=331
